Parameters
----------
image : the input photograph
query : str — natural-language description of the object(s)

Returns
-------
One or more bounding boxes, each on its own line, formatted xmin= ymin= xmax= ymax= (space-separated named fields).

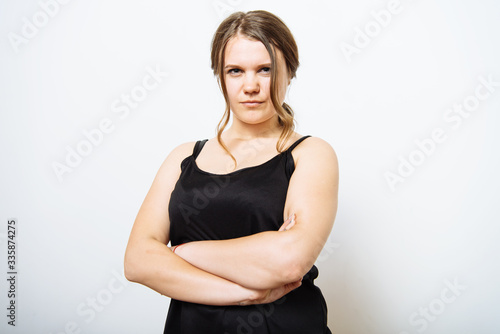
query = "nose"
xmin=243 ymin=73 xmax=260 ymax=95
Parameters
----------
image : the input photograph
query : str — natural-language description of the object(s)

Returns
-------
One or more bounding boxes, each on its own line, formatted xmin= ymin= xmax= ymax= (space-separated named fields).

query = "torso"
xmin=165 ymin=133 xmax=331 ymax=333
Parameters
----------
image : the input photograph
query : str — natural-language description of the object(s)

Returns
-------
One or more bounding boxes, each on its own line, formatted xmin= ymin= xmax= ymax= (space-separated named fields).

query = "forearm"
xmin=174 ymin=228 xmax=309 ymax=290
xmin=125 ymin=238 xmax=256 ymax=306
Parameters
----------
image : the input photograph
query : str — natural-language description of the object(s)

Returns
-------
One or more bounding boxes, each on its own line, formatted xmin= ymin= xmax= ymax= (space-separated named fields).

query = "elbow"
xmin=280 ymin=257 xmax=311 ymax=284
xmin=124 ymin=248 xmax=143 ymax=283
xmin=123 ymin=259 xmax=137 ymax=283
xmin=123 ymin=262 xmax=137 ymax=283
xmin=276 ymin=237 xmax=314 ymax=284
xmin=124 ymin=237 xmax=171 ymax=284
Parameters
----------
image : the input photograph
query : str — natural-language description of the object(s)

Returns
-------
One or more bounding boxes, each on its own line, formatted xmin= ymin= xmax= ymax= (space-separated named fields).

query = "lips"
xmin=241 ymin=101 xmax=264 ymax=107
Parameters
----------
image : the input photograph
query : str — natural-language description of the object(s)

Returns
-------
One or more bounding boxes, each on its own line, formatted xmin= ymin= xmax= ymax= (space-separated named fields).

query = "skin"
xmin=124 ymin=33 xmax=339 ymax=304
xmin=223 ymin=34 xmax=289 ymax=137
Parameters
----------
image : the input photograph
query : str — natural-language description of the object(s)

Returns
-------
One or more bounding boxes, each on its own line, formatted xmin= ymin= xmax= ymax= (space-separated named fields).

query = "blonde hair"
xmin=210 ymin=10 xmax=300 ymax=164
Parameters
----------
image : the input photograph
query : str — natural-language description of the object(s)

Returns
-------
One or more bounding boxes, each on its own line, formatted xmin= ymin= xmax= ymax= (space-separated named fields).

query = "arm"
xmin=124 ymin=142 xmax=301 ymax=305
xmin=173 ymin=137 xmax=339 ymax=289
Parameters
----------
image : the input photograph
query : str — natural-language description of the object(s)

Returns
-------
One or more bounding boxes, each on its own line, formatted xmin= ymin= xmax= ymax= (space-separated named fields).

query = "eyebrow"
xmin=224 ymin=63 xmax=272 ymax=69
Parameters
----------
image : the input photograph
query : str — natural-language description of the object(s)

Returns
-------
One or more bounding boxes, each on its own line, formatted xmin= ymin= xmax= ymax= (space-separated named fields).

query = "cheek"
xmin=225 ymin=79 xmax=240 ymax=100
xmin=261 ymin=79 xmax=271 ymax=95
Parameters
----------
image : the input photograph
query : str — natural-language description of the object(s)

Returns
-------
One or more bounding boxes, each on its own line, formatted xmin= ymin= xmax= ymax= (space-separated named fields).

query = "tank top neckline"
xmin=191 ymin=135 xmax=311 ymax=177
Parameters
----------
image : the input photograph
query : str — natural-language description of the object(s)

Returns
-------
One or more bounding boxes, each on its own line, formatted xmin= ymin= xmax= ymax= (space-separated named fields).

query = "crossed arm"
xmin=124 ymin=137 xmax=338 ymax=305
xmin=172 ymin=137 xmax=338 ymax=289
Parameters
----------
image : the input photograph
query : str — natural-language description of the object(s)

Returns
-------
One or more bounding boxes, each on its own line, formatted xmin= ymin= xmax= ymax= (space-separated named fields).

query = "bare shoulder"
xmin=293 ymin=136 xmax=338 ymax=168
xmin=167 ymin=141 xmax=197 ymax=162
xmin=156 ymin=141 xmax=197 ymax=178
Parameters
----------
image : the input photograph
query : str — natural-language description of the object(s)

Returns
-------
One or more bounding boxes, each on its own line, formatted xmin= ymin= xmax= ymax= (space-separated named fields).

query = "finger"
xmin=283 ymin=280 xmax=302 ymax=294
xmin=278 ymin=214 xmax=295 ymax=231
xmin=284 ymin=216 xmax=296 ymax=231
xmin=278 ymin=217 xmax=292 ymax=231
xmin=292 ymin=280 xmax=302 ymax=289
xmin=280 ymin=214 xmax=294 ymax=229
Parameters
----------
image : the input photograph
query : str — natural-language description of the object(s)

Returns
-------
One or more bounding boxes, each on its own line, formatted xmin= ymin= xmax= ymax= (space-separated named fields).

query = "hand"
xmin=169 ymin=243 xmax=185 ymax=254
xmin=239 ymin=279 xmax=302 ymax=306
xmin=278 ymin=214 xmax=296 ymax=232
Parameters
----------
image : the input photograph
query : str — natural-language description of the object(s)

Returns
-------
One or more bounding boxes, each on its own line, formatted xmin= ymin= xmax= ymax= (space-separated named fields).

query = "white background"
xmin=1 ymin=0 xmax=499 ymax=333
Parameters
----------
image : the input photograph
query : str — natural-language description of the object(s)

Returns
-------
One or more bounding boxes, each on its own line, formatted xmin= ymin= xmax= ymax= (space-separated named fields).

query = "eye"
xmin=260 ymin=67 xmax=271 ymax=74
xmin=227 ymin=68 xmax=242 ymax=75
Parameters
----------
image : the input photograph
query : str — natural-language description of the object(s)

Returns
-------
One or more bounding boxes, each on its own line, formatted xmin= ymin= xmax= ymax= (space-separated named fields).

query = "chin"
xmin=231 ymin=104 xmax=277 ymax=122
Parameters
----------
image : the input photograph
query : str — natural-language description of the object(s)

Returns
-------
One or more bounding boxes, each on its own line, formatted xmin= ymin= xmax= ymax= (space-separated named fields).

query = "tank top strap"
xmin=286 ymin=135 xmax=311 ymax=153
xmin=284 ymin=135 xmax=311 ymax=178
xmin=192 ymin=139 xmax=208 ymax=159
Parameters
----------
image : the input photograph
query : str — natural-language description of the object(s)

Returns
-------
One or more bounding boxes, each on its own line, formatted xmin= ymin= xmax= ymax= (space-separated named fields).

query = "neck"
xmin=225 ymin=115 xmax=282 ymax=140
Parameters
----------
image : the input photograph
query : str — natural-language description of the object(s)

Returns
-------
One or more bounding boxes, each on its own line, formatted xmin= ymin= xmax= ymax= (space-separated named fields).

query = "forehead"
xmin=224 ymin=35 xmax=271 ymax=66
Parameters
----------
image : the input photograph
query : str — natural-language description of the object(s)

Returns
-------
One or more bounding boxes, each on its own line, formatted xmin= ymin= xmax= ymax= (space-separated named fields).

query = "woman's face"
xmin=223 ymin=34 xmax=289 ymax=127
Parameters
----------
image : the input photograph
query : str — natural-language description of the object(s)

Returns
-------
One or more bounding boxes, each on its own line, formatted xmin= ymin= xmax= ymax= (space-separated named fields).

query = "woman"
xmin=124 ymin=10 xmax=339 ymax=333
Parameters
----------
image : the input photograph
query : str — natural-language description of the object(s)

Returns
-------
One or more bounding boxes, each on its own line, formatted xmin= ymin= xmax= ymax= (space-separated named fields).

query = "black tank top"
xmin=165 ymin=135 xmax=331 ymax=334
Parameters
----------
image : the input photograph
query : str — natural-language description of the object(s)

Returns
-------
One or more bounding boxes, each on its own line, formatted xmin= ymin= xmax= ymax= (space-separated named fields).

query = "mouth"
xmin=241 ymin=101 xmax=264 ymax=108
